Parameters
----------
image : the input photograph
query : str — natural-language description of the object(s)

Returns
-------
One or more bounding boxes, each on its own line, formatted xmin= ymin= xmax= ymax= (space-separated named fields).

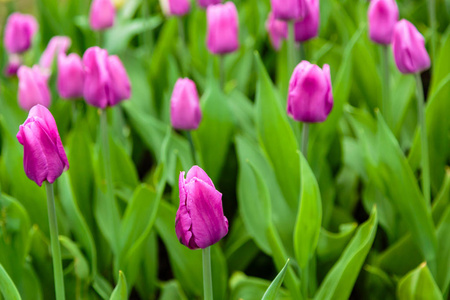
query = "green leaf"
xmin=294 ymin=152 xmax=322 ymax=268
xmin=254 ymin=52 xmax=300 ymax=210
xmin=159 ymin=280 xmax=188 ymax=300
xmin=317 ymin=223 xmax=358 ymax=263
xmin=314 ymin=207 xmax=378 ymax=300
xmin=59 ymin=236 xmax=90 ymax=279
xmin=262 ymin=259 xmax=290 ymax=300
xmin=229 ymin=272 xmax=290 ymax=300
xmin=110 ymin=271 xmax=128 ymax=300
xmin=397 ymin=263 xmax=443 ymax=300
xmin=436 ymin=206 xmax=450 ymax=294
xmin=0 ymin=263 xmax=21 ymax=300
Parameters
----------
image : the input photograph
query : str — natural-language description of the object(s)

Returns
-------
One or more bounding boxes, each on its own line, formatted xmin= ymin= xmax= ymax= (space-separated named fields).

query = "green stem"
xmin=178 ymin=17 xmax=186 ymax=48
xmin=45 ymin=182 xmax=65 ymax=300
xmin=202 ymin=247 xmax=213 ymax=300
xmin=381 ymin=45 xmax=391 ymax=128
xmin=288 ymin=21 xmax=296 ymax=73
xmin=301 ymin=123 xmax=309 ymax=158
xmin=186 ymin=131 xmax=196 ymax=165
xmin=219 ymin=55 xmax=225 ymax=91
xmin=414 ymin=74 xmax=431 ymax=206
xmin=301 ymin=261 xmax=309 ymax=299
xmin=428 ymin=0 xmax=436 ymax=61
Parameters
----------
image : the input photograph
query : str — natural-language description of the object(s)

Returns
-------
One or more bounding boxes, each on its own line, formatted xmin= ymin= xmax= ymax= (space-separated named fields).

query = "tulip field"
xmin=1 ymin=0 xmax=450 ymax=299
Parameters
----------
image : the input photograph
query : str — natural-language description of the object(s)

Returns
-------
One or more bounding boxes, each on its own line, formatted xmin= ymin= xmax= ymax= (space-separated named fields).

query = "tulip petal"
xmin=175 ymin=171 xmax=196 ymax=248
xmin=186 ymin=165 xmax=214 ymax=188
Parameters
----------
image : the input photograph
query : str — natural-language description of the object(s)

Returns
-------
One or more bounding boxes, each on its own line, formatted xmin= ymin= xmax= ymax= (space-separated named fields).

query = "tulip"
xmin=17 ymin=66 xmax=51 ymax=111
xmin=197 ymin=0 xmax=221 ymax=9
xmin=175 ymin=166 xmax=228 ymax=249
xmin=170 ymin=78 xmax=202 ymax=130
xmin=392 ymin=19 xmax=431 ymax=74
xmin=294 ymin=0 xmax=320 ymax=43
xmin=368 ymin=0 xmax=399 ymax=45
xmin=4 ymin=54 xmax=22 ymax=77
xmin=16 ymin=105 xmax=69 ymax=186
xmin=160 ymin=0 xmax=191 ymax=16
xmin=206 ymin=2 xmax=239 ymax=55
xmin=4 ymin=13 xmax=38 ymax=54
xmin=270 ymin=0 xmax=308 ymax=21
xmin=57 ymin=53 xmax=85 ymax=99
xmin=39 ymin=36 xmax=72 ymax=70
xmin=89 ymin=0 xmax=116 ymax=30
xmin=83 ymin=47 xmax=131 ymax=109
xmin=287 ymin=61 xmax=333 ymax=123
xmin=266 ymin=12 xmax=288 ymax=50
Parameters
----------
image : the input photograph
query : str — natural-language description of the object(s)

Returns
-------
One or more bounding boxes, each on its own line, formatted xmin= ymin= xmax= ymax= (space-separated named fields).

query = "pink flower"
xmin=160 ymin=0 xmax=191 ymax=16
xmin=4 ymin=13 xmax=38 ymax=54
xmin=197 ymin=0 xmax=221 ymax=9
xmin=89 ymin=0 xmax=116 ymax=30
xmin=17 ymin=66 xmax=51 ymax=111
xmin=206 ymin=2 xmax=239 ymax=55
xmin=294 ymin=0 xmax=320 ymax=43
xmin=39 ymin=36 xmax=72 ymax=70
xmin=270 ymin=0 xmax=308 ymax=21
xmin=57 ymin=53 xmax=85 ymax=99
xmin=4 ymin=54 xmax=22 ymax=77
xmin=368 ymin=0 xmax=399 ymax=44
xmin=266 ymin=12 xmax=288 ymax=50
xmin=170 ymin=78 xmax=202 ymax=130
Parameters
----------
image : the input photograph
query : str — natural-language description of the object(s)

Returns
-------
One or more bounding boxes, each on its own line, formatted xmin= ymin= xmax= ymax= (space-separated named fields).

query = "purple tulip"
xmin=294 ymin=0 xmax=320 ymax=43
xmin=270 ymin=0 xmax=308 ymax=21
xmin=39 ymin=36 xmax=72 ymax=70
xmin=206 ymin=2 xmax=239 ymax=55
xmin=170 ymin=78 xmax=202 ymax=130
xmin=89 ymin=0 xmax=116 ymax=31
xmin=16 ymin=105 xmax=69 ymax=186
xmin=17 ymin=66 xmax=51 ymax=111
xmin=175 ymin=166 xmax=228 ymax=250
xmin=197 ymin=0 xmax=221 ymax=9
xmin=392 ymin=20 xmax=431 ymax=74
xmin=287 ymin=61 xmax=333 ymax=123
xmin=57 ymin=53 xmax=85 ymax=99
xmin=266 ymin=12 xmax=288 ymax=50
xmin=160 ymin=0 xmax=191 ymax=16
xmin=83 ymin=47 xmax=131 ymax=109
xmin=4 ymin=13 xmax=38 ymax=54
xmin=368 ymin=0 xmax=399 ymax=45
xmin=4 ymin=54 xmax=22 ymax=77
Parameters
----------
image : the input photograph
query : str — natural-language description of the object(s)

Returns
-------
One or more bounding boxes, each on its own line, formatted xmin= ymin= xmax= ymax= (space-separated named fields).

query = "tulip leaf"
xmin=294 ymin=152 xmax=322 ymax=268
xmin=229 ymin=272 xmax=290 ymax=300
xmin=254 ymin=52 xmax=300 ymax=210
xmin=436 ymin=206 xmax=450 ymax=294
xmin=59 ymin=236 xmax=90 ymax=279
xmin=0 ymin=263 xmax=21 ymax=300
xmin=397 ymin=263 xmax=443 ymax=300
xmin=159 ymin=280 xmax=188 ymax=300
xmin=317 ymin=223 xmax=358 ymax=263
xmin=314 ymin=207 xmax=378 ymax=300
xmin=261 ymin=259 xmax=290 ymax=300
xmin=110 ymin=271 xmax=128 ymax=300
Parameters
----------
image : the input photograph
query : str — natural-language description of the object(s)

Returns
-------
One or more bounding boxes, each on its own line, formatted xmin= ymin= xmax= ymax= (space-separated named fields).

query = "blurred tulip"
xmin=266 ymin=12 xmax=288 ymax=50
xmin=287 ymin=61 xmax=333 ymax=123
xmin=17 ymin=66 xmax=51 ymax=111
xmin=4 ymin=12 xmax=38 ymax=54
xmin=40 ymin=36 xmax=72 ymax=70
xmin=89 ymin=0 xmax=116 ymax=30
xmin=4 ymin=54 xmax=22 ymax=77
xmin=197 ymin=0 xmax=221 ymax=8
xmin=270 ymin=0 xmax=308 ymax=21
xmin=392 ymin=19 xmax=431 ymax=74
xmin=83 ymin=47 xmax=131 ymax=109
xmin=170 ymin=78 xmax=202 ymax=130
xmin=368 ymin=0 xmax=399 ymax=44
xmin=160 ymin=0 xmax=191 ymax=16
xmin=57 ymin=53 xmax=85 ymax=99
xmin=112 ymin=0 xmax=126 ymax=9
xmin=206 ymin=2 xmax=239 ymax=55
xmin=176 ymin=166 xmax=228 ymax=249
xmin=294 ymin=0 xmax=319 ymax=42
xmin=16 ymin=105 xmax=69 ymax=186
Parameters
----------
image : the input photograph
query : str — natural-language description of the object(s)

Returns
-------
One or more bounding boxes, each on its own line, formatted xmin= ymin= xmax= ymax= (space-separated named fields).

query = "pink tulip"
xmin=16 ymin=105 xmax=69 ymax=186
xmin=89 ymin=0 xmax=116 ymax=30
xmin=197 ymin=0 xmax=221 ymax=9
xmin=368 ymin=0 xmax=399 ymax=44
xmin=266 ymin=12 xmax=288 ymax=50
xmin=270 ymin=0 xmax=308 ymax=21
xmin=39 ymin=36 xmax=72 ymax=70
xmin=170 ymin=78 xmax=202 ymax=130
xmin=57 ymin=53 xmax=85 ymax=99
xmin=4 ymin=13 xmax=38 ymax=54
xmin=4 ymin=54 xmax=22 ymax=77
xmin=160 ymin=0 xmax=191 ymax=16
xmin=206 ymin=2 xmax=239 ymax=55
xmin=294 ymin=0 xmax=320 ymax=43
xmin=17 ymin=66 xmax=51 ymax=111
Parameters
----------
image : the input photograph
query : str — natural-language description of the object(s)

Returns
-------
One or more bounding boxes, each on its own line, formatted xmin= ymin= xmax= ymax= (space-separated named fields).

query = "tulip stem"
xmin=301 ymin=123 xmax=309 ymax=158
xmin=428 ymin=0 xmax=436 ymax=61
xmin=414 ymin=73 xmax=430 ymax=206
xmin=186 ymin=131 xmax=196 ymax=164
xmin=381 ymin=45 xmax=391 ymax=128
xmin=45 ymin=182 xmax=66 ymax=300
xmin=178 ymin=17 xmax=186 ymax=48
xmin=219 ymin=55 xmax=225 ymax=91
xmin=288 ymin=21 xmax=296 ymax=73
xmin=202 ymin=247 xmax=213 ymax=300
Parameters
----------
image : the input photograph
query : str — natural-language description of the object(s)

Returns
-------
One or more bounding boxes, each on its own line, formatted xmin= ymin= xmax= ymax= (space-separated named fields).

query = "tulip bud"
xmin=57 ymin=53 xmax=85 ymax=99
xmin=16 ymin=105 xmax=69 ymax=186
xmin=270 ymin=0 xmax=308 ymax=21
xmin=294 ymin=0 xmax=319 ymax=43
xmin=89 ymin=0 xmax=116 ymax=31
xmin=4 ymin=54 xmax=22 ymax=77
xmin=40 ymin=36 xmax=72 ymax=70
xmin=287 ymin=61 xmax=333 ymax=123
xmin=17 ymin=66 xmax=51 ymax=111
xmin=392 ymin=20 xmax=431 ymax=74
xmin=83 ymin=47 xmax=131 ymax=109
xmin=266 ymin=12 xmax=288 ymax=50
xmin=170 ymin=78 xmax=202 ymax=130
xmin=206 ymin=2 xmax=239 ymax=55
xmin=160 ymin=0 xmax=191 ymax=16
xmin=197 ymin=0 xmax=221 ymax=9
xmin=4 ymin=13 xmax=38 ymax=54
xmin=368 ymin=0 xmax=399 ymax=44
xmin=175 ymin=166 xmax=228 ymax=249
